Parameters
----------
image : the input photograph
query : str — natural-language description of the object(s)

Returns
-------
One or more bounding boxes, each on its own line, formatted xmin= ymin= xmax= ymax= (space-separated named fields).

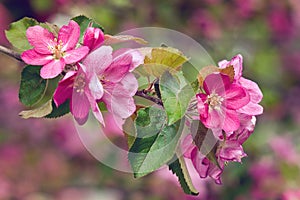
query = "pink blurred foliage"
xmin=267 ymin=1 xmax=294 ymax=41
xmin=0 ymin=3 xmax=11 ymax=45
xmin=282 ymin=188 xmax=300 ymax=200
xmin=190 ymin=9 xmax=221 ymax=40
xmin=269 ymin=135 xmax=300 ymax=165
xmin=249 ymin=157 xmax=284 ymax=200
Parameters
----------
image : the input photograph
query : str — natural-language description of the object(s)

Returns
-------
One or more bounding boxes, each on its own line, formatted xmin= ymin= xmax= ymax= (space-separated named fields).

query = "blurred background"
xmin=1 ymin=0 xmax=300 ymax=199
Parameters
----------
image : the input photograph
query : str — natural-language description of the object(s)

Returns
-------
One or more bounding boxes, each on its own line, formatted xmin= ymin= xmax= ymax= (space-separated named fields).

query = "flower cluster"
xmin=21 ymin=20 xmax=143 ymax=125
xmin=183 ymin=55 xmax=263 ymax=184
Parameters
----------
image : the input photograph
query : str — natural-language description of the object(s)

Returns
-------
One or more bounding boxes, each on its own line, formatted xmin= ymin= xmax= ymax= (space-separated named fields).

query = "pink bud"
xmin=83 ymin=27 xmax=105 ymax=51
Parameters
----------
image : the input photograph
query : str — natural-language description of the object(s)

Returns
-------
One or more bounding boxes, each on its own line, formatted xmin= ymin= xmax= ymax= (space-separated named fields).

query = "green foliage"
xmin=128 ymin=106 xmax=183 ymax=178
xmin=19 ymin=65 xmax=47 ymax=107
xmin=45 ymin=100 xmax=70 ymax=118
xmin=169 ymin=155 xmax=199 ymax=195
xmin=135 ymin=47 xmax=189 ymax=78
xmin=160 ymin=71 xmax=194 ymax=125
xmin=5 ymin=17 xmax=39 ymax=51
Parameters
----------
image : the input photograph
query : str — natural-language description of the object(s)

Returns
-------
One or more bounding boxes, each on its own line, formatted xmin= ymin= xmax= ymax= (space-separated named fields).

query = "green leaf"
xmin=5 ymin=17 xmax=39 ymax=51
xmin=168 ymin=154 xmax=199 ymax=195
xmin=19 ymin=65 xmax=47 ymax=107
xmin=160 ymin=71 xmax=194 ymax=125
xmin=135 ymin=47 xmax=189 ymax=78
xmin=45 ymin=99 xmax=70 ymax=118
xmin=128 ymin=106 xmax=184 ymax=177
xmin=72 ymin=15 xmax=104 ymax=42
xmin=19 ymin=99 xmax=53 ymax=119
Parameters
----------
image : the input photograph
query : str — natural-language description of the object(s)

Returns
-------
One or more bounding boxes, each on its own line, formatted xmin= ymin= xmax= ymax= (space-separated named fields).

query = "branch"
xmin=135 ymin=90 xmax=163 ymax=106
xmin=0 ymin=45 xmax=23 ymax=62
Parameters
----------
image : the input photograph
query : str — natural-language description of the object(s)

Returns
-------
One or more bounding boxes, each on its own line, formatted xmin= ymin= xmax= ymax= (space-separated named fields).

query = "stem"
xmin=135 ymin=90 xmax=163 ymax=106
xmin=0 ymin=45 xmax=23 ymax=62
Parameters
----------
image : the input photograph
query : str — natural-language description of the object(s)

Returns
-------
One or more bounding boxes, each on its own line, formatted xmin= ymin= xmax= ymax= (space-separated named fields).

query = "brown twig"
xmin=0 ymin=45 xmax=23 ymax=62
xmin=135 ymin=90 xmax=163 ymax=106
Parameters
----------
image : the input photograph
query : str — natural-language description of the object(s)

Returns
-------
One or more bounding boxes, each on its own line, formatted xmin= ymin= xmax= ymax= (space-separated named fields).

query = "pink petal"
xmin=83 ymin=27 xmax=105 ymax=51
xmin=85 ymin=89 xmax=104 ymax=125
xmin=53 ymin=71 xmax=76 ymax=107
xmin=219 ymin=140 xmax=246 ymax=162
xmin=26 ymin=25 xmax=54 ymax=54
xmin=239 ymin=77 xmax=263 ymax=103
xmin=218 ymin=54 xmax=243 ymax=81
xmin=225 ymin=84 xmax=249 ymax=110
xmin=113 ymin=48 xmax=144 ymax=71
xmin=21 ymin=49 xmax=53 ymax=65
xmin=181 ymin=134 xmax=195 ymax=159
xmin=196 ymin=93 xmax=208 ymax=119
xmin=119 ymin=73 xmax=138 ymax=96
xmin=89 ymin=74 xmax=104 ymax=100
xmin=83 ymin=45 xmax=113 ymax=75
xmin=102 ymin=84 xmax=136 ymax=119
xmin=71 ymin=89 xmax=90 ymax=125
xmin=238 ymin=102 xmax=263 ymax=115
xmin=191 ymin=149 xmax=209 ymax=179
xmin=59 ymin=20 xmax=80 ymax=51
xmin=103 ymin=53 xmax=131 ymax=83
xmin=40 ymin=59 xmax=65 ymax=79
xmin=222 ymin=109 xmax=240 ymax=132
xmin=64 ymin=46 xmax=89 ymax=64
xmin=202 ymin=109 xmax=222 ymax=129
xmin=203 ymin=73 xmax=230 ymax=96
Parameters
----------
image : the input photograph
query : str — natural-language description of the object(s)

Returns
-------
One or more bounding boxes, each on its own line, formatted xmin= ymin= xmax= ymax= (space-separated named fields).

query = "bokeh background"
xmin=1 ymin=0 xmax=300 ymax=199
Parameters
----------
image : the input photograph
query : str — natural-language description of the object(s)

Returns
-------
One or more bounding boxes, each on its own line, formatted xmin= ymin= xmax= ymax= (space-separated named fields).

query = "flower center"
xmin=207 ymin=92 xmax=223 ymax=110
xmin=48 ymin=38 xmax=64 ymax=60
xmin=74 ymin=74 xmax=86 ymax=94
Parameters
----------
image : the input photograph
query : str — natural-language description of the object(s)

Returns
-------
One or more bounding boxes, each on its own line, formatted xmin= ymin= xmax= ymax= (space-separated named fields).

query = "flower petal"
xmin=53 ymin=71 xmax=76 ymax=107
xmin=218 ymin=54 xmax=243 ymax=81
xmin=191 ymin=149 xmax=209 ymax=179
xmin=59 ymin=20 xmax=80 ymax=51
xmin=40 ymin=59 xmax=65 ymax=79
xmin=239 ymin=77 xmax=263 ymax=103
xmin=102 ymin=84 xmax=136 ymax=119
xmin=104 ymin=53 xmax=131 ymax=83
xmin=218 ymin=140 xmax=246 ymax=162
xmin=203 ymin=73 xmax=230 ymax=96
xmin=85 ymin=89 xmax=104 ymax=125
xmin=89 ymin=73 xmax=104 ymax=100
xmin=21 ymin=49 xmax=53 ymax=65
xmin=119 ymin=73 xmax=138 ymax=96
xmin=181 ymin=134 xmax=195 ymax=159
xmin=225 ymin=84 xmax=249 ymax=110
xmin=64 ymin=46 xmax=89 ymax=64
xmin=83 ymin=45 xmax=113 ymax=75
xmin=238 ymin=102 xmax=263 ymax=115
xmin=26 ymin=25 xmax=54 ymax=54
xmin=71 ymin=89 xmax=90 ymax=125
xmin=222 ymin=109 xmax=240 ymax=132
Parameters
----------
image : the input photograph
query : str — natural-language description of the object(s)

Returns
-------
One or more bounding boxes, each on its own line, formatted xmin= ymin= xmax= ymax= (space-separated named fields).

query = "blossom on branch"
xmin=21 ymin=20 xmax=89 ymax=79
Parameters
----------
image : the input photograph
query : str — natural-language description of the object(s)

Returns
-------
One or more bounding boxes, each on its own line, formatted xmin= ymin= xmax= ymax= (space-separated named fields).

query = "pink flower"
xmin=21 ymin=20 xmax=89 ymax=79
xmin=53 ymin=45 xmax=143 ymax=125
xmin=182 ymin=134 xmax=223 ymax=184
xmin=218 ymin=54 xmax=263 ymax=116
xmin=197 ymin=73 xmax=250 ymax=133
xmin=83 ymin=27 xmax=105 ymax=52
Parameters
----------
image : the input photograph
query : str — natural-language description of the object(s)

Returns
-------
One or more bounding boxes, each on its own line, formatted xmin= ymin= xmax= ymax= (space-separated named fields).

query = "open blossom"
xmin=21 ymin=20 xmax=89 ymax=79
xmin=218 ymin=54 xmax=263 ymax=116
xmin=197 ymin=73 xmax=250 ymax=133
xmin=53 ymin=45 xmax=143 ymax=125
